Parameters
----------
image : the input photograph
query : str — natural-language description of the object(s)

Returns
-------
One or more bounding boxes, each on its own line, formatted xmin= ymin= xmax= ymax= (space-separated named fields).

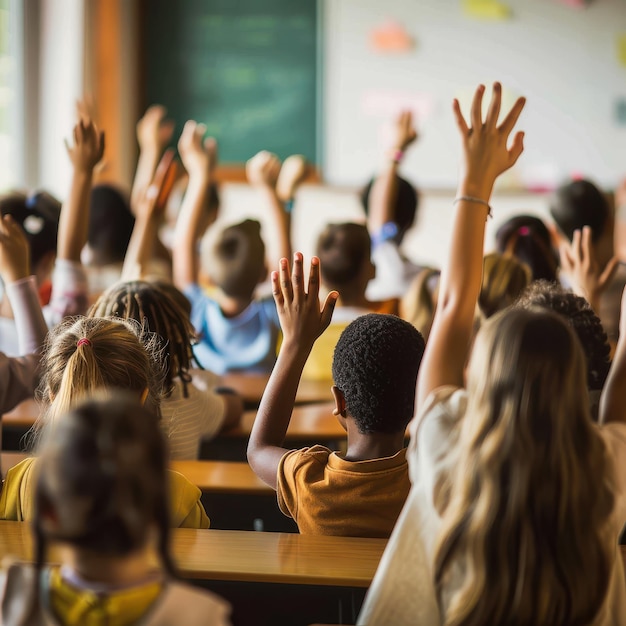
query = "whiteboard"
xmin=322 ymin=0 xmax=626 ymax=189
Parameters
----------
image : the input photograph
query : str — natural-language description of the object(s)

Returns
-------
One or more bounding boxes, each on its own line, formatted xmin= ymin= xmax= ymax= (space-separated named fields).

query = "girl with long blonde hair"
xmin=358 ymin=84 xmax=626 ymax=625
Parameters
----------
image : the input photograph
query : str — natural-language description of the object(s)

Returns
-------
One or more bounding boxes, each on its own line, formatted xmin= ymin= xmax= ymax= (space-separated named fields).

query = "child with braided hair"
xmin=0 ymin=394 xmax=230 ymax=625
xmin=89 ymin=280 xmax=243 ymax=459
xmin=0 ymin=316 xmax=210 ymax=528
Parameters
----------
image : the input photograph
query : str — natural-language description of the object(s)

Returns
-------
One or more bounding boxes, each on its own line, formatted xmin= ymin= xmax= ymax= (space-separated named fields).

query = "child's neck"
xmin=215 ymin=291 xmax=254 ymax=318
xmin=343 ymin=422 xmax=406 ymax=462
xmin=61 ymin=544 xmax=158 ymax=586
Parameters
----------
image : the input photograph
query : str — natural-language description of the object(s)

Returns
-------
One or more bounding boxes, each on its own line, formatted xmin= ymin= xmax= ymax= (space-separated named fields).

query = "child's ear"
xmin=331 ymin=385 xmax=348 ymax=432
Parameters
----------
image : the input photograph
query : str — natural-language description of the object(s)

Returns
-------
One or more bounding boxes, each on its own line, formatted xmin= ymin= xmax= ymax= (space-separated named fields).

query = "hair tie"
xmin=518 ymin=226 xmax=530 ymax=236
xmin=77 ymin=338 xmax=92 ymax=348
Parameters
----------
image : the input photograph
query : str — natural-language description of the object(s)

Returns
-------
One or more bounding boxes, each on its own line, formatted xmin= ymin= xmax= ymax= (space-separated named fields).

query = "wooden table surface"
xmin=223 ymin=402 xmax=345 ymax=440
xmin=221 ymin=373 xmax=331 ymax=407
xmin=171 ymin=460 xmax=273 ymax=495
xmin=0 ymin=521 xmax=386 ymax=587
xmin=2 ymin=399 xmax=39 ymax=429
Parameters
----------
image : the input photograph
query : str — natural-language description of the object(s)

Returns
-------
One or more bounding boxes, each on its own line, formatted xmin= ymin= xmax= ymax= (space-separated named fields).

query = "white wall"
xmin=323 ymin=0 xmax=626 ymax=189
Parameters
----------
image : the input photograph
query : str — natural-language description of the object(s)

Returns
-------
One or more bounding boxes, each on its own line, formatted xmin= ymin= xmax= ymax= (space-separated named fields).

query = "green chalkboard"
xmin=145 ymin=0 xmax=318 ymax=164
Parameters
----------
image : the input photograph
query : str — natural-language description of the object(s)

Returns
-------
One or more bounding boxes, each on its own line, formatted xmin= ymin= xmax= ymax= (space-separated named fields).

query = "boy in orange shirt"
xmin=247 ymin=253 xmax=425 ymax=538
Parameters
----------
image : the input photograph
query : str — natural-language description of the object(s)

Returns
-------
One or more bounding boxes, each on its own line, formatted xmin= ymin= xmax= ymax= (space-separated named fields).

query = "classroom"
xmin=0 ymin=0 xmax=626 ymax=624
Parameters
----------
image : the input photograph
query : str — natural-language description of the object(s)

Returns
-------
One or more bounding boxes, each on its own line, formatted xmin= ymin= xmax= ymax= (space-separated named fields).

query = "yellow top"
xmin=48 ymin=566 xmax=162 ymax=626
xmin=0 ymin=457 xmax=209 ymax=528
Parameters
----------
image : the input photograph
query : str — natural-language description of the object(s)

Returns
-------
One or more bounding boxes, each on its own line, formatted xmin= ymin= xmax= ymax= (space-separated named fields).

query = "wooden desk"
xmin=223 ymin=402 xmax=345 ymax=441
xmin=221 ymin=373 xmax=331 ymax=407
xmin=171 ymin=460 xmax=272 ymax=495
xmin=2 ymin=399 xmax=38 ymax=430
xmin=0 ymin=521 xmax=385 ymax=588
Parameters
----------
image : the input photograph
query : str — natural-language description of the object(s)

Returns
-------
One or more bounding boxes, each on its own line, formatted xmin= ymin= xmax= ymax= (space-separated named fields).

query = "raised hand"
xmin=137 ymin=105 xmax=175 ymax=155
xmin=272 ymin=253 xmax=337 ymax=350
xmin=559 ymin=226 xmax=618 ymax=311
xmin=177 ymin=120 xmax=217 ymax=179
xmin=0 ymin=214 xmax=30 ymax=284
xmin=246 ymin=150 xmax=282 ymax=189
xmin=393 ymin=110 xmax=418 ymax=152
xmin=64 ymin=119 xmax=105 ymax=173
xmin=453 ymin=82 xmax=525 ymax=198
xmin=137 ymin=149 xmax=177 ymax=219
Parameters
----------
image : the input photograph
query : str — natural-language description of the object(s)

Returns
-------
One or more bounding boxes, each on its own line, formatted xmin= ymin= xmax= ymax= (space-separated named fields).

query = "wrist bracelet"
xmin=453 ymin=196 xmax=492 ymax=219
xmin=284 ymin=199 xmax=295 ymax=214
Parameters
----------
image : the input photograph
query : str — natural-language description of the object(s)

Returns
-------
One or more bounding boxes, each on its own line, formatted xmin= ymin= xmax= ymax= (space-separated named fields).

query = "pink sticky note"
xmin=361 ymin=90 xmax=435 ymax=121
xmin=555 ymin=0 xmax=589 ymax=8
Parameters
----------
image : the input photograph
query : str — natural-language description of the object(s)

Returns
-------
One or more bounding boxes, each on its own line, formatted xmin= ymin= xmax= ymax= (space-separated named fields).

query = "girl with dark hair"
xmin=0 ymin=394 xmax=230 ymax=625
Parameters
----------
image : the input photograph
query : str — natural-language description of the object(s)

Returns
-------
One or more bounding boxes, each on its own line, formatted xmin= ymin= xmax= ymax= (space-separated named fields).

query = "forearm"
xmin=173 ymin=174 xmax=211 ymax=289
xmin=131 ymin=149 xmax=160 ymax=213
xmin=57 ymin=170 xmax=93 ymax=261
xmin=368 ymin=162 xmax=399 ymax=234
xmin=5 ymin=277 xmax=47 ymax=354
xmin=599 ymin=326 xmax=626 ymax=425
xmin=121 ymin=212 xmax=159 ymax=281
xmin=250 ymin=341 xmax=309 ymax=448
xmin=261 ymin=187 xmax=291 ymax=264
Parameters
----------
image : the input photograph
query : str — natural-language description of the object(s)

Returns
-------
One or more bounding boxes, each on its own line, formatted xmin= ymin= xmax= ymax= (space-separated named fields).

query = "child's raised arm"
xmin=416 ymin=83 xmax=525 ymax=412
xmin=0 ymin=215 xmax=47 ymax=354
xmin=246 ymin=151 xmax=292 ymax=266
xmin=58 ymin=120 xmax=105 ymax=263
xmin=599 ymin=286 xmax=626 ymax=425
xmin=172 ymin=121 xmax=217 ymax=291
xmin=367 ymin=110 xmax=418 ymax=235
xmin=122 ymin=149 xmax=175 ymax=280
xmin=0 ymin=215 xmax=47 ymax=412
xmin=247 ymin=253 xmax=337 ymax=488
xmin=130 ymin=105 xmax=175 ymax=214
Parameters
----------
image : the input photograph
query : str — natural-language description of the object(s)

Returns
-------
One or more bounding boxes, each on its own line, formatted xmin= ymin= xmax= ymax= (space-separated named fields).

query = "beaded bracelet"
xmin=389 ymin=149 xmax=404 ymax=164
xmin=453 ymin=195 xmax=492 ymax=218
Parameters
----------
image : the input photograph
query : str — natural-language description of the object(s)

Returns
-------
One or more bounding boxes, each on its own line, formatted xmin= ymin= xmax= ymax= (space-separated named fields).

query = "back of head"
xmin=0 ymin=191 xmax=61 ymax=270
xmin=34 ymin=393 xmax=174 ymax=571
xmin=550 ymin=179 xmax=609 ymax=242
xmin=37 ymin=316 xmax=164 ymax=430
xmin=495 ymin=214 xmax=558 ymax=282
xmin=435 ymin=308 xmax=614 ymax=625
xmin=478 ymin=252 xmax=531 ymax=318
xmin=331 ymin=313 xmax=425 ymax=434
xmin=515 ymin=280 xmax=610 ymax=392
xmin=88 ymin=184 xmax=135 ymax=265
xmin=317 ymin=223 xmax=372 ymax=290
xmin=204 ymin=219 xmax=265 ymax=299
xmin=360 ymin=175 xmax=418 ymax=242
xmin=89 ymin=280 xmax=196 ymax=395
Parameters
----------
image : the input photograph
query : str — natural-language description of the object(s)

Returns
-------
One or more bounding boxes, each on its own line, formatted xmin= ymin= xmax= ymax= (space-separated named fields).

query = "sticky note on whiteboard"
xmin=463 ymin=0 xmax=512 ymax=20
xmin=361 ymin=90 xmax=436 ymax=121
xmin=554 ymin=0 xmax=590 ymax=8
xmin=618 ymin=35 xmax=626 ymax=68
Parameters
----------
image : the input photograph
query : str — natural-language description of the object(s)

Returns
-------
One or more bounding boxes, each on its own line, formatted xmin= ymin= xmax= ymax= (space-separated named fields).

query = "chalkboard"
xmin=144 ymin=0 xmax=318 ymax=164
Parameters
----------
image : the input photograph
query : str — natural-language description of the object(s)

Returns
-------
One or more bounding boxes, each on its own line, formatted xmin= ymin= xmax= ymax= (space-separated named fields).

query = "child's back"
xmin=247 ymin=254 xmax=425 ymax=538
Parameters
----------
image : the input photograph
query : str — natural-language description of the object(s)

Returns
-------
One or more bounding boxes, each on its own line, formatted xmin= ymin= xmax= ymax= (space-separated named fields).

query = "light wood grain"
xmin=171 ymin=460 xmax=272 ymax=495
xmin=223 ymin=402 xmax=345 ymax=440
xmin=221 ymin=372 xmax=331 ymax=406
xmin=2 ymin=399 xmax=39 ymax=429
xmin=0 ymin=521 xmax=386 ymax=587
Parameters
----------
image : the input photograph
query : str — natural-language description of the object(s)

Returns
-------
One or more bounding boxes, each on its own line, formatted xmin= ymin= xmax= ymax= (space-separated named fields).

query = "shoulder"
xmin=278 ymin=445 xmax=333 ymax=474
xmin=0 ymin=458 xmax=38 ymax=522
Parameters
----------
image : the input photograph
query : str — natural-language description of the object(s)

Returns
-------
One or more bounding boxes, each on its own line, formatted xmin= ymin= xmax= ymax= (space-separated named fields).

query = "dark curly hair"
xmin=88 ymin=280 xmax=199 ymax=397
xmin=332 ymin=314 xmax=425 ymax=434
xmin=515 ymin=281 xmax=611 ymax=392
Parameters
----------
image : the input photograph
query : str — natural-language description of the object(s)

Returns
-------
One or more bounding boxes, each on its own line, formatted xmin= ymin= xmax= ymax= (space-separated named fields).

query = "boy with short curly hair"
xmin=247 ymin=253 xmax=425 ymax=538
